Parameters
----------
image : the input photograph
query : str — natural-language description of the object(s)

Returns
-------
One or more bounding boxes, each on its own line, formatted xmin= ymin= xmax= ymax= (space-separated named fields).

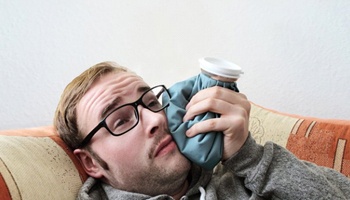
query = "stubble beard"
xmin=130 ymin=129 xmax=191 ymax=196
xmin=129 ymin=152 xmax=191 ymax=196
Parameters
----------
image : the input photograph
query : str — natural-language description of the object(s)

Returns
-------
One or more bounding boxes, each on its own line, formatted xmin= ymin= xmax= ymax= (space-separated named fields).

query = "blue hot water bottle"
xmin=163 ymin=73 xmax=239 ymax=170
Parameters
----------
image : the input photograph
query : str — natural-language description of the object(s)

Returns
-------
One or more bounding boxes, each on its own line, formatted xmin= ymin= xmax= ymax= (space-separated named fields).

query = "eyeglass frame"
xmin=77 ymin=85 xmax=170 ymax=149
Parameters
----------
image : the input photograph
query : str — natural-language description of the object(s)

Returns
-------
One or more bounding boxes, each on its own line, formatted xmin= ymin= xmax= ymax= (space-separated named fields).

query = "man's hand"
xmin=183 ymin=86 xmax=251 ymax=161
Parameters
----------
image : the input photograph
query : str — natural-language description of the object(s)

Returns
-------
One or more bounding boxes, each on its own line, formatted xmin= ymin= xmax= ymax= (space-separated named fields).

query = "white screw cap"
xmin=199 ymin=57 xmax=243 ymax=79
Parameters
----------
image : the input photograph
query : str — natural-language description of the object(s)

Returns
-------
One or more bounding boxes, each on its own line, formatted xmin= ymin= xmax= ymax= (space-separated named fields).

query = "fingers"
xmin=186 ymin=86 xmax=246 ymax=110
xmin=185 ymin=109 xmax=247 ymax=137
xmin=183 ymin=86 xmax=251 ymax=159
xmin=183 ymin=86 xmax=250 ymax=122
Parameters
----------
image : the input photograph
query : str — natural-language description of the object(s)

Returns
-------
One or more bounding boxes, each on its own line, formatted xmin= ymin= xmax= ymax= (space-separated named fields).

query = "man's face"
xmin=75 ymin=72 xmax=191 ymax=195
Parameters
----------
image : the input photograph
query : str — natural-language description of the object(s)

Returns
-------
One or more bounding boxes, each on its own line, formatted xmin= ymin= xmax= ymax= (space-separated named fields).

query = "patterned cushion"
xmin=249 ymin=103 xmax=350 ymax=178
xmin=0 ymin=126 xmax=88 ymax=199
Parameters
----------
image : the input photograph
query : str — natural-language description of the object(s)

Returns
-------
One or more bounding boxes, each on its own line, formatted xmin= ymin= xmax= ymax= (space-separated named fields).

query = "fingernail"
xmin=183 ymin=116 xmax=187 ymax=122
xmin=186 ymin=130 xmax=192 ymax=137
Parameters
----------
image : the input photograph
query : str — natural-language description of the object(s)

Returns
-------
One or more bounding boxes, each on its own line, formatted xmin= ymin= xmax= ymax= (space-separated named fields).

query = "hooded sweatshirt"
xmin=77 ymin=135 xmax=350 ymax=199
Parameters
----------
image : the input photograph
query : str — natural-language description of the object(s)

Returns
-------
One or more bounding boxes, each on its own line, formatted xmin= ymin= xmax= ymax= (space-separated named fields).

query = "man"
xmin=55 ymin=61 xmax=350 ymax=199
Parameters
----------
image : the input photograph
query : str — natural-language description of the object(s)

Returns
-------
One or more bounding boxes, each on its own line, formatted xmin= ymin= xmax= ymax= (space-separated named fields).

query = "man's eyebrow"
xmin=99 ymin=86 xmax=150 ymax=120
xmin=138 ymin=86 xmax=151 ymax=93
xmin=100 ymin=97 xmax=121 ymax=120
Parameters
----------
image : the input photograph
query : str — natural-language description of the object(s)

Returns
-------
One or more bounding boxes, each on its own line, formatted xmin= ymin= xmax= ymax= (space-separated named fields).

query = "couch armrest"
xmin=249 ymin=103 xmax=350 ymax=178
xmin=0 ymin=126 xmax=88 ymax=200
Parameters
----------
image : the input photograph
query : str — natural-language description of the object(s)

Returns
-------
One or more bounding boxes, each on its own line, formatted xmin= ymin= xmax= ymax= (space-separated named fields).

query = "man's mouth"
xmin=154 ymin=135 xmax=176 ymax=158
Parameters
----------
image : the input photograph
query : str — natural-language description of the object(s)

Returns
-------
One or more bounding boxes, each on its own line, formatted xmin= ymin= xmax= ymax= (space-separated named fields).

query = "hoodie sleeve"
xmin=222 ymin=134 xmax=350 ymax=199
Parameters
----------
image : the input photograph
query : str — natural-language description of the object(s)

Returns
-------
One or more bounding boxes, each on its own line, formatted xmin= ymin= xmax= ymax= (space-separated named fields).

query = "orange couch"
xmin=0 ymin=103 xmax=349 ymax=199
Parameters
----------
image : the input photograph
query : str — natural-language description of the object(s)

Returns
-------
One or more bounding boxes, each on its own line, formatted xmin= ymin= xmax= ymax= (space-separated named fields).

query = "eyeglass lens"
xmin=104 ymin=85 xmax=170 ymax=136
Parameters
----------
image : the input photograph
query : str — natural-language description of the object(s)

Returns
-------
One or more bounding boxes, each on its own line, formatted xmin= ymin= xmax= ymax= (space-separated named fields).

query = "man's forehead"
xmin=81 ymin=72 xmax=148 ymax=108
xmin=76 ymin=71 xmax=148 ymax=132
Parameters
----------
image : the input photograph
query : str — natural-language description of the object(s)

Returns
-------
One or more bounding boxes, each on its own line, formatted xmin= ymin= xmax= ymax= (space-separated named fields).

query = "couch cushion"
xmin=0 ymin=126 xmax=88 ymax=200
xmin=249 ymin=103 xmax=350 ymax=178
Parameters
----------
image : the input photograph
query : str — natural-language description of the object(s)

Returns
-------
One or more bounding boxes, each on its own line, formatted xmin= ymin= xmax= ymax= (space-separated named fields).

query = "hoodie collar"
xmin=79 ymin=164 xmax=213 ymax=200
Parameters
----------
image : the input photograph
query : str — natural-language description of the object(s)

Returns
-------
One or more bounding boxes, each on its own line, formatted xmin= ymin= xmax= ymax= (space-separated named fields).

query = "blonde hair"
xmin=54 ymin=61 xmax=128 ymax=149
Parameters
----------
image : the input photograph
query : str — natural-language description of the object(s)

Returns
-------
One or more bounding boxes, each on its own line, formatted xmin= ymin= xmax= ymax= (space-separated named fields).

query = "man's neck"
xmin=172 ymin=180 xmax=189 ymax=200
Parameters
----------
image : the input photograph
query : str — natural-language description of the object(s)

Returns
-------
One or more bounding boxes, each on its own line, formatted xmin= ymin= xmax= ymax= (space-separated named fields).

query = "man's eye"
xmin=114 ymin=118 xmax=128 ymax=128
xmin=110 ymin=112 xmax=132 ymax=128
xmin=147 ymin=100 xmax=161 ymax=108
xmin=111 ymin=119 xmax=128 ymax=130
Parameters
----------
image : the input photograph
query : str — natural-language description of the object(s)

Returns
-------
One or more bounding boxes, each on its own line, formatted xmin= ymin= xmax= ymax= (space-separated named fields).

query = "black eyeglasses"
xmin=77 ymin=85 xmax=171 ymax=148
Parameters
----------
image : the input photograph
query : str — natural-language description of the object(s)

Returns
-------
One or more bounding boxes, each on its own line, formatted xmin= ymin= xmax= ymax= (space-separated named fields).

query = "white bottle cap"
xmin=199 ymin=57 xmax=243 ymax=79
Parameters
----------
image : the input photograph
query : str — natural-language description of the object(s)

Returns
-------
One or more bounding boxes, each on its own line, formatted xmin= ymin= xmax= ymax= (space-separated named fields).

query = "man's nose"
xmin=138 ymin=105 xmax=165 ymax=137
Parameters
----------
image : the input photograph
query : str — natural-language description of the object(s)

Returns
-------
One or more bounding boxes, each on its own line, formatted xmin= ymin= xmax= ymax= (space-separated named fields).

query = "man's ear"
xmin=74 ymin=149 xmax=104 ymax=178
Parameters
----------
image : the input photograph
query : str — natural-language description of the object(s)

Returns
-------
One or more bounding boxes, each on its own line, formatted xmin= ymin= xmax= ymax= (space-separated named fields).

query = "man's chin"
xmin=173 ymin=152 xmax=191 ymax=170
xmin=160 ymin=150 xmax=190 ymax=169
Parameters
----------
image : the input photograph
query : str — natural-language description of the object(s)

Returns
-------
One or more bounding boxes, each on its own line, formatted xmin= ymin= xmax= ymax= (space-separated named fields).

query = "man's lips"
xmin=154 ymin=135 xmax=176 ymax=158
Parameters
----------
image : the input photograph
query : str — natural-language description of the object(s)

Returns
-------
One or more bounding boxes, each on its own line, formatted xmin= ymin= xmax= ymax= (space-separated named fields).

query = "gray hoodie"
xmin=77 ymin=135 xmax=350 ymax=199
